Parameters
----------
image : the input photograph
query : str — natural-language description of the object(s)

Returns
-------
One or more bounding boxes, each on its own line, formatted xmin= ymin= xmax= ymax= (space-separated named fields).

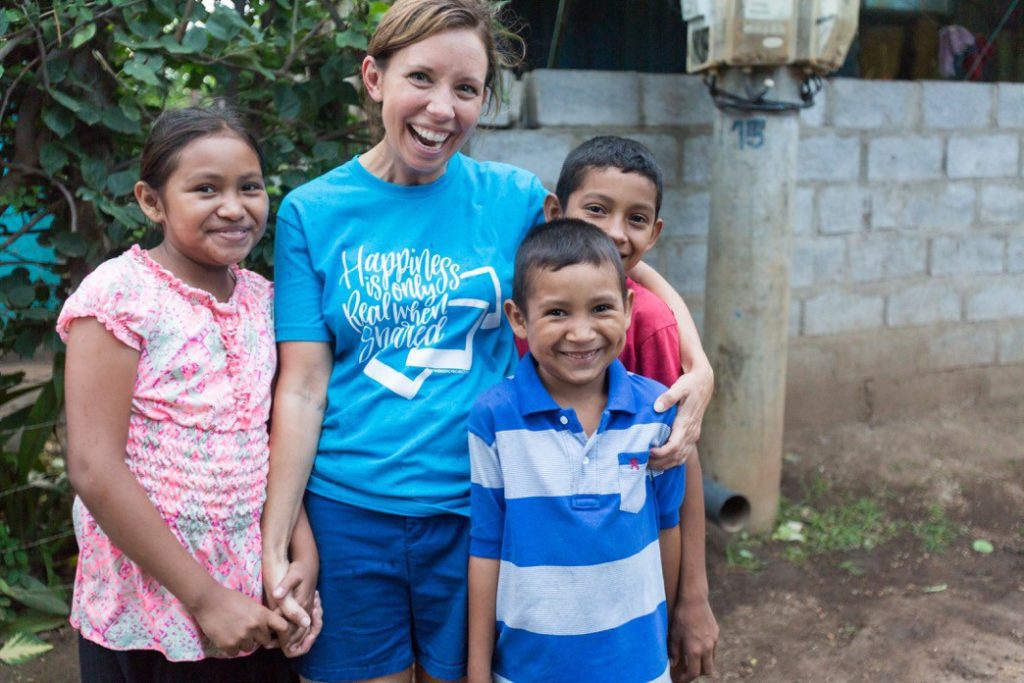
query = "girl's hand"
xmin=193 ymin=584 xmax=289 ymax=656
xmin=650 ymin=364 xmax=714 ymax=470
xmin=269 ymin=559 xmax=321 ymax=656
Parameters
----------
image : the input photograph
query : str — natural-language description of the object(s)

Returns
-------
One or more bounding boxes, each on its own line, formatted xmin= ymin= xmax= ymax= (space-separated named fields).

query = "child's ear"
xmin=543 ymin=193 xmax=563 ymax=221
xmin=134 ymin=181 xmax=164 ymax=224
xmin=361 ymin=55 xmax=385 ymax=103
xmin=623 ymin=288 xmax=634 ymax=331
xmin=643 ymin=217 xmax=665 ymax=254
xmin=504 ymin=299 xmax=529 ymax=339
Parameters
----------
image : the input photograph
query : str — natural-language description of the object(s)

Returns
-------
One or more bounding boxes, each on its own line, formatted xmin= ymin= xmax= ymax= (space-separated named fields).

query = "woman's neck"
xmin=359 ymin=141 xmax=449 ymax=186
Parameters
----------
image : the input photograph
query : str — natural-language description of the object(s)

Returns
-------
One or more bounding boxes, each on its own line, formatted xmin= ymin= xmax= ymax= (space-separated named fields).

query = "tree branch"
xmin=0 ymin=201 xmax=61 ymax=253
xmin=0 ymin=162 xmax=79 ymax=236
xmin=277 ymin=18 xmax=329 ymax=77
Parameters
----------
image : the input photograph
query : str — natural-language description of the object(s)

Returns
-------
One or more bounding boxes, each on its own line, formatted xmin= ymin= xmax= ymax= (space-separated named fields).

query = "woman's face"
xmin=362 ymin=27 xmax=489 ymax=185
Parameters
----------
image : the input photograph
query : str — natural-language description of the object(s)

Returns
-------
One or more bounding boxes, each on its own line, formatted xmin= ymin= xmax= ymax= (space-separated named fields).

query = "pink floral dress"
xmin=56 ymin=245 xmax=276 ymax=661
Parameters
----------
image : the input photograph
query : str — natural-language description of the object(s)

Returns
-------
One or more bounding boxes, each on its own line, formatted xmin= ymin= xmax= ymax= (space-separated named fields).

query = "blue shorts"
xmin=297 ymin=492 xmax=469 ymax=683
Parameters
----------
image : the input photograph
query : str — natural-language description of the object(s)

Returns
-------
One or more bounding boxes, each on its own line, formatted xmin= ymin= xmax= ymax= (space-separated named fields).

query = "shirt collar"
xmin=513 ymin=353 xmax=639 ymax=416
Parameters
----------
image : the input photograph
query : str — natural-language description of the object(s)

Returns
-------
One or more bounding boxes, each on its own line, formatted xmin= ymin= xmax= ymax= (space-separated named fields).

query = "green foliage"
xmin=775 ymin=497 xmax=899 ymax=563
xmin=911 ymin=504 xmax=961 ymax=553
xmin=1 ymin=0 xmax=389 ymax=663
xmin=0 ymin=631 xmax=53 ymax=666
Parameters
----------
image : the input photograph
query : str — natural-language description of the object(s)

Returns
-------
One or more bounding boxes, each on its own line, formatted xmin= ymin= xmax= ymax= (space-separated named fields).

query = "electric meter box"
xmin=795 ymin=0 xmax=860 ymax=72
xmin=683 ymin=0 xmax=860 ymax=74
xmin=685 ymin=0 xmax=799 ymax=73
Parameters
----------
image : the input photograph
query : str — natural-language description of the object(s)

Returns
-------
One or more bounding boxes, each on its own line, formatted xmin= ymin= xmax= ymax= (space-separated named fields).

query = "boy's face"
xmin=505 ymin=261 xmax=633 ymax=404
xmin=546 ymin=167 xmax=664 ymax=273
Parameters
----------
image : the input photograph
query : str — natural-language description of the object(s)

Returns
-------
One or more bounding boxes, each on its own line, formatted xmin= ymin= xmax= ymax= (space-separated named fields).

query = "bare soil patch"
xmin=5 ymin=396 xmax=1023 ymax=682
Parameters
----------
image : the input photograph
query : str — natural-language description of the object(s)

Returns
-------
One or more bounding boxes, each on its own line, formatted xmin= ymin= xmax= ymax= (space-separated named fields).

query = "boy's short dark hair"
xmin=512 ymin=218 xmax=628 ymax=313
xmin=555 ymin=136 xmax=664 ymax=215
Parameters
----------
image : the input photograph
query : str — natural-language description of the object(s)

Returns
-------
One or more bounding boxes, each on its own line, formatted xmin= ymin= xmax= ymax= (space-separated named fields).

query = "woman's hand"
xmin=649 ymin=363 xmax=713 ymax=469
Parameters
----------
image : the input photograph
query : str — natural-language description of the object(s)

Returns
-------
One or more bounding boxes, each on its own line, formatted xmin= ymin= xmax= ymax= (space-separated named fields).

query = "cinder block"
xmin=527 ymin=70 xmax=641 ymax=127
xmin=980 ymin=184 xmax=1024 ymax=224
xmin=791 ymin=237 xmax=847 ymax=288
xmin=799 ymin=82 xmax=827 ymax=128
xmin=947 ymin=135 xmax=1020 ymax=178
xmin=479 ymin=72 xmax=523 ymax=128
xmin=798 ymin=134 xmax=861 ymax=182
xmin=641 ymin=73 xmax=714 ymax=127
xmin=662 ymin=239 xmax=708 ymax=294
xmin=922 ymin=82 xmax=993 ymax=129
xmin=926 ymin=326 xmax=997 ymax=369
xmin=1010 ymin=238 xmax=1024 ymax=273
xmin=660 ymin=191 xmax=709 ymax=238
xmin=967 ymin=282 xmax=1024 ymax=320
xmin=467 ymin=129 xmax=573 ymax=189
xmin=818 ymin=185 xmax=866 ymax=235
xmin=867 ymin=136 xmax=943 ymax=181
xmin=682 ymin=135 xmax=711 ymax=185
xmin=849 ymin=236 xmax=927 ymax=282
xmin=832 ymin=79 xmax=918 ymax=129
xmin=930 ymin=237 xmax=1004 ymax=277
xmin=804 ymin=289 xmax=884 ymax=336
xmin=886 ymin=283 xmax=961 ymax=327
xmin=793 ymin=186 xmax=815 ymax=236
xmin=996 ymin=83 xmax=1024 ymax=129
xmin=901 ymin=184 xmax=976 ymax=231
xmin=998 ymin=322 xmax=1024 ymax=363
xmin=628 ymin=133 xmax=679 ymax=185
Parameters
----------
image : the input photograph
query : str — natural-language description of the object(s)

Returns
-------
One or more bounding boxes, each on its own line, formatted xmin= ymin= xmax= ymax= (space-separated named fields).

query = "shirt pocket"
xmin=617 ymin=451 xmax=649 ymax=513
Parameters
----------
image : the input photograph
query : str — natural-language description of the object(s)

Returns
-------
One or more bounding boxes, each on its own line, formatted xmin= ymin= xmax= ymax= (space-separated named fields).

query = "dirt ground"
xmin=5 ymin=395 xmax=1023 ymax=683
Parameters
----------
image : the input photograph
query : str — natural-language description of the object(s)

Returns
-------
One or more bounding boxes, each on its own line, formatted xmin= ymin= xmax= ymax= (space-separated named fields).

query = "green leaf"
xmin=335 ymin=29 xmax=368 ymax=51
xmin=48 ymin=89 xmax=82 ymax=113
xmin=41 ymin=107 xmax=75 ymax=138
xmin=74 ymin=101 xmax=102 ymax=125
xmin=101 ymin=107 xmax=141 ymax=134
xmin=117 ymin=98 xmax=142 ymax=122
xmin=0 ymin=631 xmax=53 ymax=666
xmin=123 ymin=57 xmax=161 ymax=86
xmin=44 ymin=57 xmax=69 ymax=85
xmin=79 ymin=155 xmax=107 ymax=191
xmin=312 ymin=140 xmax=339 ymax=162
xmin=106 ymin=170 xmax=137 ymax=197
xmin=0 ymin=576 xmax=67 ymax=616
xmin=972 ymin=539 xmax=994 ymax=554
xmin=125 ymin=12 xmax=163 ymax=39
xmin=273 ymin=84 xmax=301 ymax=119
xmin=0 ymin=611 xmax=68 ymax=641
xmin=38 ymin=143 xmax=69 ymax=176
xmin=7 ymin=286 xmax=35 ymax=308
xmin=182 ymin=27 xmax=209 ymax=53
xmin=922 ymin=583 xmax=948 ymax=593
xmin=53 ymin=232 xmax=88 ymax=258
xmin=71 ymin=22 xmax=97 ymax=48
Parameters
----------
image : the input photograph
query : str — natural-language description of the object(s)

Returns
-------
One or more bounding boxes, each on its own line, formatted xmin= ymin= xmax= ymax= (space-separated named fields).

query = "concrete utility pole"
xmin=700 ymin=67 xmax=802 ymax=532
xmin=681 ymin=0 xmax=859 ymax=532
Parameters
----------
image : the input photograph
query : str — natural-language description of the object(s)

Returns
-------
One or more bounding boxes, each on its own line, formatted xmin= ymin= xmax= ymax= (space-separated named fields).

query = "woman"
xmin=262 ymin=2 xmax=713 ymax=681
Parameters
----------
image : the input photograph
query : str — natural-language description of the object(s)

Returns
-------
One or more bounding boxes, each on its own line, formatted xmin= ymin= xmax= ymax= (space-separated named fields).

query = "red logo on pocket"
xmin=630 ymin=457 xmax=640 ymax=470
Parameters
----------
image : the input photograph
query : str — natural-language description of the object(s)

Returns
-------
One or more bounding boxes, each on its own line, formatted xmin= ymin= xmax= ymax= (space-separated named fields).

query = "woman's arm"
xmin=629 ymin=262 xmax=714 ymax=469
xmin=66 ymin=318 xmax=287 ymax=654
xmin=261 ymin=341 xmax=332 ymax=630
xmin=467 ymin=556 xmax=500 ymax=683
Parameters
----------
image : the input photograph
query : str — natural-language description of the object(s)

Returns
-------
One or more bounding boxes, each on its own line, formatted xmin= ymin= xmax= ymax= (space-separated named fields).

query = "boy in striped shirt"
xmin=467 ymin=219 xmax=685 ymax=683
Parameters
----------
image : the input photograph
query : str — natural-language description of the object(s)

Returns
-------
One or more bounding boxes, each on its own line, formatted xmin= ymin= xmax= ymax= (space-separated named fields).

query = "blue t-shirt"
xmin=274 ymin=152 xmax=547 ymax=517
xmin=469 ymin=355 xmax=684 ymax=683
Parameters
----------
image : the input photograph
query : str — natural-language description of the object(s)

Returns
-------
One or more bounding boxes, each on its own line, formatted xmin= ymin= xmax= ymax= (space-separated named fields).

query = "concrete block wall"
xmin=468 ymin=72 xmax=1024 ymax=426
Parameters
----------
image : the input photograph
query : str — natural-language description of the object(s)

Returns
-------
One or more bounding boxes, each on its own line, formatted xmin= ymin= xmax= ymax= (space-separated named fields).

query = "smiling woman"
xmin=260 ymin=2 xmax=711 ymax=683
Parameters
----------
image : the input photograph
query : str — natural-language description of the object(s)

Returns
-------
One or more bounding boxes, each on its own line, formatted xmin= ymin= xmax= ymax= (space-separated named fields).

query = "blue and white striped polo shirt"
xmin=469 ymin=354 xmax=685 ymax=683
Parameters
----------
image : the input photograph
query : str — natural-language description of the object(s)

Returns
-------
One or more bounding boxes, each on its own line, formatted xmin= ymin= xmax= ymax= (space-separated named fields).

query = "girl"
xmin=262 ymin=2 xmax=715 ymax=682
xmin=60 ymin=106 xmax=318 ymax=682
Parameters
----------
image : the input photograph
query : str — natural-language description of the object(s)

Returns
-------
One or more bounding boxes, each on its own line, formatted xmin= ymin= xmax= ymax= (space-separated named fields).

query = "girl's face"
xmin=135 ymin=134 xmax=268 ymax=274
xmin=362 ymin=28 xmax=489 ymax=185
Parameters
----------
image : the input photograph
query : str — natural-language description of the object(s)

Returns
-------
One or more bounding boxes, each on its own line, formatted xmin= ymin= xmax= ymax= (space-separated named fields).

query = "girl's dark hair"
xmin=512 ymin=218 xmax=628 ymax=314
xmin=139 ymin=105 xmax=263 ymax=190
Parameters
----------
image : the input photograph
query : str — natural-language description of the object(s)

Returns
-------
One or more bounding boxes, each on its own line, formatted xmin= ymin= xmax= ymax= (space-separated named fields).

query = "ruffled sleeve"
xmin=56 ymin=249 xmax=150 ymax=351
